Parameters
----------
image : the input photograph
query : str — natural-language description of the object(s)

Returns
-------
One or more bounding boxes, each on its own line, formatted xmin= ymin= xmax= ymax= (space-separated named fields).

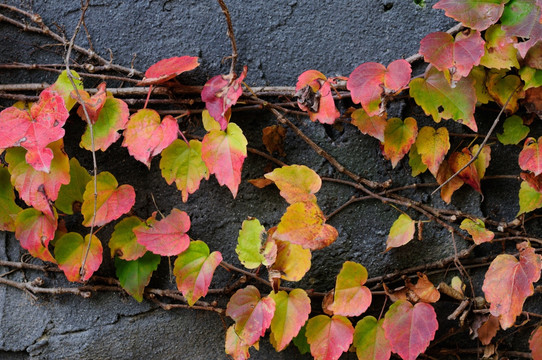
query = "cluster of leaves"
xmin=1 ymin=0 xmax=542 ymax=359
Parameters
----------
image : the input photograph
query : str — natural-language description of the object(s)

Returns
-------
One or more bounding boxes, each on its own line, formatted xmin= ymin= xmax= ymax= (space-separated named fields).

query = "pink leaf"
xmin=295 ymin=70 xmax=340 ymax=124
xmin=137 ymin=56 xmax=199 ymax=86
xmin=0 ymin=88 xmax=68 ymax=172
xmin=122 ymin=109 xmax=179 ymax=167
xmin=347 ymin=60 xmax=411 ymax=116
xmin=201 ymin=66 xmax=247 ymax=130
xmin=15 ymin=208 xmax=57 ymax=263
xmin=134 ymin=208 xmax=191 ymax=256
xmin=305 ymin=315 xmax=354 ymax=360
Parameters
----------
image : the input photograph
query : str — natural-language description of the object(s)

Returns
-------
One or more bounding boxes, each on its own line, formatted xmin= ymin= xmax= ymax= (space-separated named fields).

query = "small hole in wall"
xmin=383 ymin=3 xmax=393 ymax=11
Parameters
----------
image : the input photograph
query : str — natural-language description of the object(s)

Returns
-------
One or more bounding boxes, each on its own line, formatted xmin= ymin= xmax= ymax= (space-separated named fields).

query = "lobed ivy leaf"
xmin=347 ymin=60 xmax=412 ymax=116
xmin=268 ymin=289 xmax=311 ymax=352
xmin=295 ymin=70 xmax=340 ymax=124
xmin=201 ymin=121 xmax=248 ymax=198
xmin=419 ymin=30 xmax=485 ymax=81
xmin=482 ymin=241 xmax=542 ymax=329
xmin=436 ymin=159 xmax=465 ymax=203
xmin=386 ymin=214 xmax=416 ymax=250
xmin=433 ymin=0 xmax=509 ymax=31
xmin=80 ymin=95 xmax=129 ymax=152
xmin=201 ymin=66 xmax=247 ymax=130
xmin=410 ymin=66 xmax=477 ymax=131
xmin=518 ymin=180 xmax=542 ymax=215
xmin=6 ymin=139 xmax=70 ymax=219
xmin=115 ymin=251 xmax=161 ymax=302
xmin=497 ymin=115 xmax=529 ymax=145
xmin=415 ymin=126 xmax=450 ymax=177
xmin=160 ymin=139 xmax=209 ymax=202
xmin=54 ymin=232 xmax=103 ymax=282
xmin=134 ymin=208 xmax=191 ymax=256
xmin=460 ymin=218 xmax=495 ymax=244
xmin=269 ymin=237 xmax=311 ymax=282
xmin=109 ymin=216 xmax=147 ymax=260
xmin=173 ymin=240 xmax=222 ymax=306
xmin=236 ymin=218 xmax=267 ymax=269
xmin=81 ymin=171 xmax=135 ymax=227
xmin=305 ymin=315 xmax=354 ymax=360
xmin=226 ymin=285 xmax=276 ymax=347
xmin=264 ymin=164 xmax=321 ymax=204
xmin=501 ymin=0 xmax=542 ymax=57
xmin=408 ymin=144 xmax=428 ymax=177
xmin=353 ymin=316 xmax=391 ymax=360
xmin=0 ymin=88 xmax=69 ymax=172
xmin=74 ymin=82 xmax=107 ymax=123
xmin=122 ymin=109 xmax=179 ymax=167
xmin=274 ymin=201 xmax=338 ymax=250
xmin=383 ymin=300 xmax=438 ymax=360
xmin=383 ymin=117 xmax=418 ymax=168
xmin=15 ymin=208 xmax=56 ymax=263
xmin=519 ymin=137 xmax=542 ymax=176
xmin=480 ymin=25 xmax=520 ymax=70
xmin=0 ymin=166 xmax=22 ymax=232
xmin=486 ymin=70 xmax=524 ymax=114
xmin=530 ymin=325 xmax=542 ymax=360
xmin=48 ymin=70 xmax=83 ymax=111
xmin=225 ymin=325 xmax=251 ymax=360
xmin=137 ymin=56 xmax=199 ymax=86
xmin=55 ymin=157 xmax=91 ymax=215
xmin=351 ymin=108 xmax=387 ymax=142
xmin=449 ymin=148 xmax=481 ymax=193
xmin=328 ymin=261 xmax=372 ymax=317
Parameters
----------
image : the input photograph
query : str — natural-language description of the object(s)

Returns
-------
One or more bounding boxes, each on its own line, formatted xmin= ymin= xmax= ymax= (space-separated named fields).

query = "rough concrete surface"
xmin=0 ymin=0 xmax=540 ymax=359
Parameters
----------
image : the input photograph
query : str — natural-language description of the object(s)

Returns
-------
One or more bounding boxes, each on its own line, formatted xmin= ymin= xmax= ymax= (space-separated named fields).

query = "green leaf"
xmin=160 ymin=139 xmax=209 ymax=203
xmin=0 ymin=166 xmax=22 ymax=231
xmin=269 ymin=289 xmax=311 ymax=352
xmin=497 ymin=115 xmax=529 ymax=145
xmin=236 ymin=218 xmax=267 ymax=269
xmin=292 ymin=324 xmax=311 ymax=355
xmin=109 ymin=216 xmax=147 ymax=260
xmin=55 ymin=157 xmax=92 ymax=215
xmin=115 ymin=251 xmax=161 ymax=302
xmin=174 ymin=240 xmax=222 ymax=306
xmin=519 ymin=66 xmax=542 ymax=90
xmin=49 ymin=70 xmax=83 ymax=111
xmin=518 ymin=181 xmax=542 ymax=215
xmin=353 ymin=316 xmax=390 ymax=360
xmin=410 ymin=67 xmax=477 ymax=131
xmin=408 ymin=144 xmax=428 ymax=177
xmin=383 ymin=117 xmax=418 ymax=168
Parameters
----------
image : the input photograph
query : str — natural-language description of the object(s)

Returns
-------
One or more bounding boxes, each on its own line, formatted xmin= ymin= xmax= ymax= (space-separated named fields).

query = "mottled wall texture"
xmin=0 ymin=1 xmax=539 ymax=359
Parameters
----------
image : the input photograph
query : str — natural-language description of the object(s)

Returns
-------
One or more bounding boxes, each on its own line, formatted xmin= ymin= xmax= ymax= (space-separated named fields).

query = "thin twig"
xmin=216 ymin=0 xmax=238 ymax=77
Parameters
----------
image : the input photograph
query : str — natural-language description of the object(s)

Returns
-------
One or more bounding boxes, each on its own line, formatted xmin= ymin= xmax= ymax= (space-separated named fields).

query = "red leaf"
xmin=305 ymin=315 xmax=354 ymax=360
xmin=54 ymin=232 xmax=103 ymax=282
xmin=519 ymin=137 xmax=542 ymax=176
xmin=81 ymin=172 xmax=136 ymax=227
xmin=134 ymin=208 xmax=191 ymax=256
xmin=75 ymin=82 xmax=107 ymax=123
xmin=0 ymin=88 xmax=68 ymax=172
xmin=6 ymin=139 xmax=70 ymax=219
xmin=201 ymin=66 xmax=247 ymax=130
xmin=226 ymin=285 xmax=276 ymax=346
xmin=420 ymin=30 xmax=485 ymax=81
xmin=433 ymin=0 xmax=508 ymax=30
xmin=351 ymin=108 xmax=387 ymax=142
xmin=122 ymin=109 xmax=179 ymax=167
xmin=449 ymin=148 xmax=481 ymax=193
xmin=137 ymin=56 xmax=199 ymax=86
xmin=201 ymin=122 xmax=247 ymax=198
xmin=295 ymin=70 xmax=340 ymax=124
xmin=15 ymin=208 xmax=56 ymax=263
xmin=347 ymin=60 xmax=411 ymax=116
xmin=531 ymin=325 xmax=542 ymax=360
xmin=482 ymin=241 xmax=542 ymax=329
xmin=383 ymin=300 xmax=438 ymax=360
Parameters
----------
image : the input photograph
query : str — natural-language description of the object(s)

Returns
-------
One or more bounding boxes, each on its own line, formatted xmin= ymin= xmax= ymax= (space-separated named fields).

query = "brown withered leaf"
xmin=478 ymin=315 xmax=500 ymax=345
xmin=262 ymin=125 xmax=287 ymax=156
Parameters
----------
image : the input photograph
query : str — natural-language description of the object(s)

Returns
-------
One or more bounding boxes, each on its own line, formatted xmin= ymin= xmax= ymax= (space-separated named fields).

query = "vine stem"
xmin=216 ymin=0 xmax=238 ymax=77
xmin=432 ymin=85 xmax=520 ymax=195
xmin=62 ymin=0 xmax=98 ymax=278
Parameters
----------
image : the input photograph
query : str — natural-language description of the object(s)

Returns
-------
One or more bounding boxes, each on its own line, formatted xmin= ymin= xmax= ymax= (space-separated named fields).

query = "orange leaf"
xmin=415 ymin=126 xmax=450 ymax=177
xmin=449 ymin=148 xmax=481 ymax=193
xmin=436 ymin=159 xmax=464 ymax=204
xmin=264 ymin=164 xmax=321 ymax=204
xmin=351 ymin=108 xmax=387 ymax=142
xmin=460 ymin=218 xmax=494 ymax=244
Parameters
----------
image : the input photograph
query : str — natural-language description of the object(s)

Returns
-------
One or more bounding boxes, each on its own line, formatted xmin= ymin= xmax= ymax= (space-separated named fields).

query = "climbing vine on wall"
xmin=0 ymin=0 xmax=541 ymax=359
